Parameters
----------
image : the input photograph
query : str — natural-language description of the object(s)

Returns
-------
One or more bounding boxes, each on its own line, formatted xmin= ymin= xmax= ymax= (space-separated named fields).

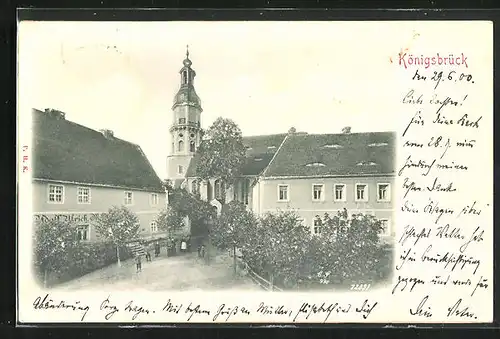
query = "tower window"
xmin=182 ymin=71 xmax=188 ymax=84
xmin=190 ymin=133 xmax=195 ymax=138
xmin=190 ymin=141 xmax=196 ymax=152
xmin=178 ymin=140 xmax=184 ymax=152
xmin=179 ymin=118 xmax=186 ymax=124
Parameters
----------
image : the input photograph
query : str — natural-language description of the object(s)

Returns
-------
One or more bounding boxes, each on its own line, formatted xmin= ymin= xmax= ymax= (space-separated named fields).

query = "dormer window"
xmin=306 ymin=162 xmax=326 ymax=167
xmin=356 ymin=161 xmax=378 ymax=166
xmin=368 ymin=142 xmax=389 ymax=147
xmin=323 ymin=144 xmax=343 ymax=149
xmin=267 ymin=146 xmax=276 ymax=150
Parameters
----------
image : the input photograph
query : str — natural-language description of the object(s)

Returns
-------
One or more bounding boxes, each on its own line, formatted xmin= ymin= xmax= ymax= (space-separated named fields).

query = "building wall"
xmin=32 ymin=180 xmax=167 ymax=242
xmin=167 ymin=155 xmax=193 ymax=181
xmin=258 ymin=175 xmax=396 ymax=236
xmin=184 ymin=175 xmax=395 ymax=238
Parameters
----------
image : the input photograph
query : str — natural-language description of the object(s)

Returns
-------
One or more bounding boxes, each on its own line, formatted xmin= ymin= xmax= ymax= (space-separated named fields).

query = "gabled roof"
xmin=263 ymin=131 xmax=396 ymax=177
xmin=32 ymin=108 xmax=164 ymax=192
xmin=185 ymin=133 xmax=287 ymax=177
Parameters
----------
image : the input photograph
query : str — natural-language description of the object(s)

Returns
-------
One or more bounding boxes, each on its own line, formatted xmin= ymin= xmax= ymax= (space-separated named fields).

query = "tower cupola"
xmin=172 ymin=45 xmax=202 ymax=111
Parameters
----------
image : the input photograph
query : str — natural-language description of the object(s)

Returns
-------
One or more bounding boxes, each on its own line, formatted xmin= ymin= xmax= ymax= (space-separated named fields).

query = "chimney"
xmin=100 ymin=129 xmax=114 ymax=139
xmin=44 ymin=108 xmax=66 ymax=120
xmin=342 ymin=126 xmax=351 ymax=134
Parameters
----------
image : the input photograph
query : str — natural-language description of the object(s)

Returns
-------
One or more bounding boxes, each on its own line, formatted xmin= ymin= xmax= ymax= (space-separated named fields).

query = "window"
xmin=124 ymin=191 xmax=133 ymax=205
xmin=48 ymin=184 xmax=64 ymax=203
xmin=177 ymin=140 xmax=184 ymax=152
xmin=179 ymin=118 xmax=186 ymax=124
xmin=150 ymin=221 xmax=158 ymax=233
xmin=379 ymin=219 xmax=390 ymax=235
xmin=150 ymin=193 xmax=159 ymax=206
xmin=242 ymin=179 xmax=250 ymax=205
xmin=207 ymin=181 xmax=213 ymax=201
xmin=306 ymin=162 xmax=326 ymax=167
xmin=355 ymin=184 xmax=368 ymax=201
xmin=190 ymin=141 xmax=196 ymax=152
xmin=368 ymin=142 xmax=388 ymax=147
xmin=76 ymin=225 xmax=90 ymax=241
xmin=178 ymin=165 xmax=184 ymax=174
xmin=312 ymin=184 xmax=324 ymax=201
xmin=77 ymin=187 xmax=91 ymax=204
xmin=377 ymin=183 xmax=390 ymax=202
xmin=182 ymin=71 xmax=187 ymax=84
xmin=334 ymin=184 xmax=346 ymax=201
xmin=277 ymin=185 xmax=289 ymax=201
xmin=214 ymin=179 xmax=226 ymax=202
xmin=313 ymin=216 xmax=322 ymax=235
xmin=191 ymin=180 xmax=200 ymax=195
xmin=323 ymin=144 xmax=343 ymax=149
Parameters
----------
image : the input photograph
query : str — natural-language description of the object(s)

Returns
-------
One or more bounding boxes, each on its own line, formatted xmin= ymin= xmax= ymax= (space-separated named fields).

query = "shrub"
xmin=234 ymin=209 xmax=392 ymax=290
xmin=33 ymin=218 xmax=78 ymax=287
xmin=42 ymin=242 xmax=133 ymax=286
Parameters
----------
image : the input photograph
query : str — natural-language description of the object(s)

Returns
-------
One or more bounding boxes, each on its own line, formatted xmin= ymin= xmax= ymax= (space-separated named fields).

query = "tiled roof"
xmin=263 ymin=131 xmax=396 ymax=177
xmin=32 ymin=108 xmax=164 ymax=192
xmin=185 ymin=133 xmax=287 ymax=177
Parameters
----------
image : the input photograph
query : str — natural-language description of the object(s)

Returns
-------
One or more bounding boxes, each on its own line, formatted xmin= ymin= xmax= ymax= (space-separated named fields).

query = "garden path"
xmin=57 ymin=251 xmax=261 ymax=291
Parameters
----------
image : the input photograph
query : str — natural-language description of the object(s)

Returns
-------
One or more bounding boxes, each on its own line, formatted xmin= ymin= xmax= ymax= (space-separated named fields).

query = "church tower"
xmin=166 ymin=46 xmax=203 ymax=182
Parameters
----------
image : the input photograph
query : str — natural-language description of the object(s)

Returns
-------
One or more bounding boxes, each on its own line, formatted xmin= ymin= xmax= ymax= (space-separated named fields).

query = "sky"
xmin=18 ymin=21 xmax=453 ymax=179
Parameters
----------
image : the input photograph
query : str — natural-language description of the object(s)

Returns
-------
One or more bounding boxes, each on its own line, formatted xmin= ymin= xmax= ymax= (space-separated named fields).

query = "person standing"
xmin=155 ymin=241 xmax=160 ymax=257
xmin=135 ymin=254 xmax=142 ymax=273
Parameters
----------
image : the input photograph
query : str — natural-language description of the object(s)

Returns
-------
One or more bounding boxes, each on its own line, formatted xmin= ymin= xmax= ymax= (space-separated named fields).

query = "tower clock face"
xmin=180 ymin=93 xmax=186 ymax=101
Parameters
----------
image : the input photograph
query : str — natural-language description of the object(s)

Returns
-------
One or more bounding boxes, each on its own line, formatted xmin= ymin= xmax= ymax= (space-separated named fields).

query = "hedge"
xmin=34 ymin=242 xmax=133 ymax=287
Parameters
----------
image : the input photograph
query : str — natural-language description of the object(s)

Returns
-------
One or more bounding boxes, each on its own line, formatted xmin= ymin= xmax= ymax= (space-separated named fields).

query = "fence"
xmin=235 ymin=256 xmax=282 ymax=292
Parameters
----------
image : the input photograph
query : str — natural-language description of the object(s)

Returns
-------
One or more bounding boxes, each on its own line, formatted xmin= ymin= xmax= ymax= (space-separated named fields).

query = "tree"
xmin=195 ymin=117 xmax=247 ymax=187
xmin=94 ymin=206 xmax=140 ymax=267
xmin=163 ymin=185 xmax=218 ymax=260
xmin=211 ymin=201 xmax=258 ymax=275
xmin=33 ymin=218 xmax=78 ymax=287
xmin=257 ymin=210 xmax=311 ymax=289
xmin=157 ymin=206 xmax=185 ymax=235
xmin=317 ymin=210 xmax=385 ymax=284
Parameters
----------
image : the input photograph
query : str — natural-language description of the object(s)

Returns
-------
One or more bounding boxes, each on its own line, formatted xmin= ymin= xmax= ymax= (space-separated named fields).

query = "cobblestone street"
xmin=57 ymin=252 xmax=261 ymax=291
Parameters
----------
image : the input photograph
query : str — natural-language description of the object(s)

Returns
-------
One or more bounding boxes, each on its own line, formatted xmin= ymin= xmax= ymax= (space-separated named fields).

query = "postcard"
xmin=17 ymin=19 xmax=493 ymax=324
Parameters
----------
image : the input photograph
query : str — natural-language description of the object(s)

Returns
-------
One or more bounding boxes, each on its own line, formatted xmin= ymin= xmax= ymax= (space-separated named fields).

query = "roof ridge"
xmin=34 ymin=108 xmax=147 ymax=148
xmin=242 ymin=133 xmax=287 ymax=139
xmin=261 ymin=134 xmax=289 ymax=177
xmin=305 ymin=131 xmax=394 ymax=136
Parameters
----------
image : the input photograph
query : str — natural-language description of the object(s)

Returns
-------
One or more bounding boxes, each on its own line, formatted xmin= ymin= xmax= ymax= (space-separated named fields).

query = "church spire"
xmin=172 ymin=45 xmax=202 ymax=112
xmin=183 ymin=44 xmax=192 ymax=68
